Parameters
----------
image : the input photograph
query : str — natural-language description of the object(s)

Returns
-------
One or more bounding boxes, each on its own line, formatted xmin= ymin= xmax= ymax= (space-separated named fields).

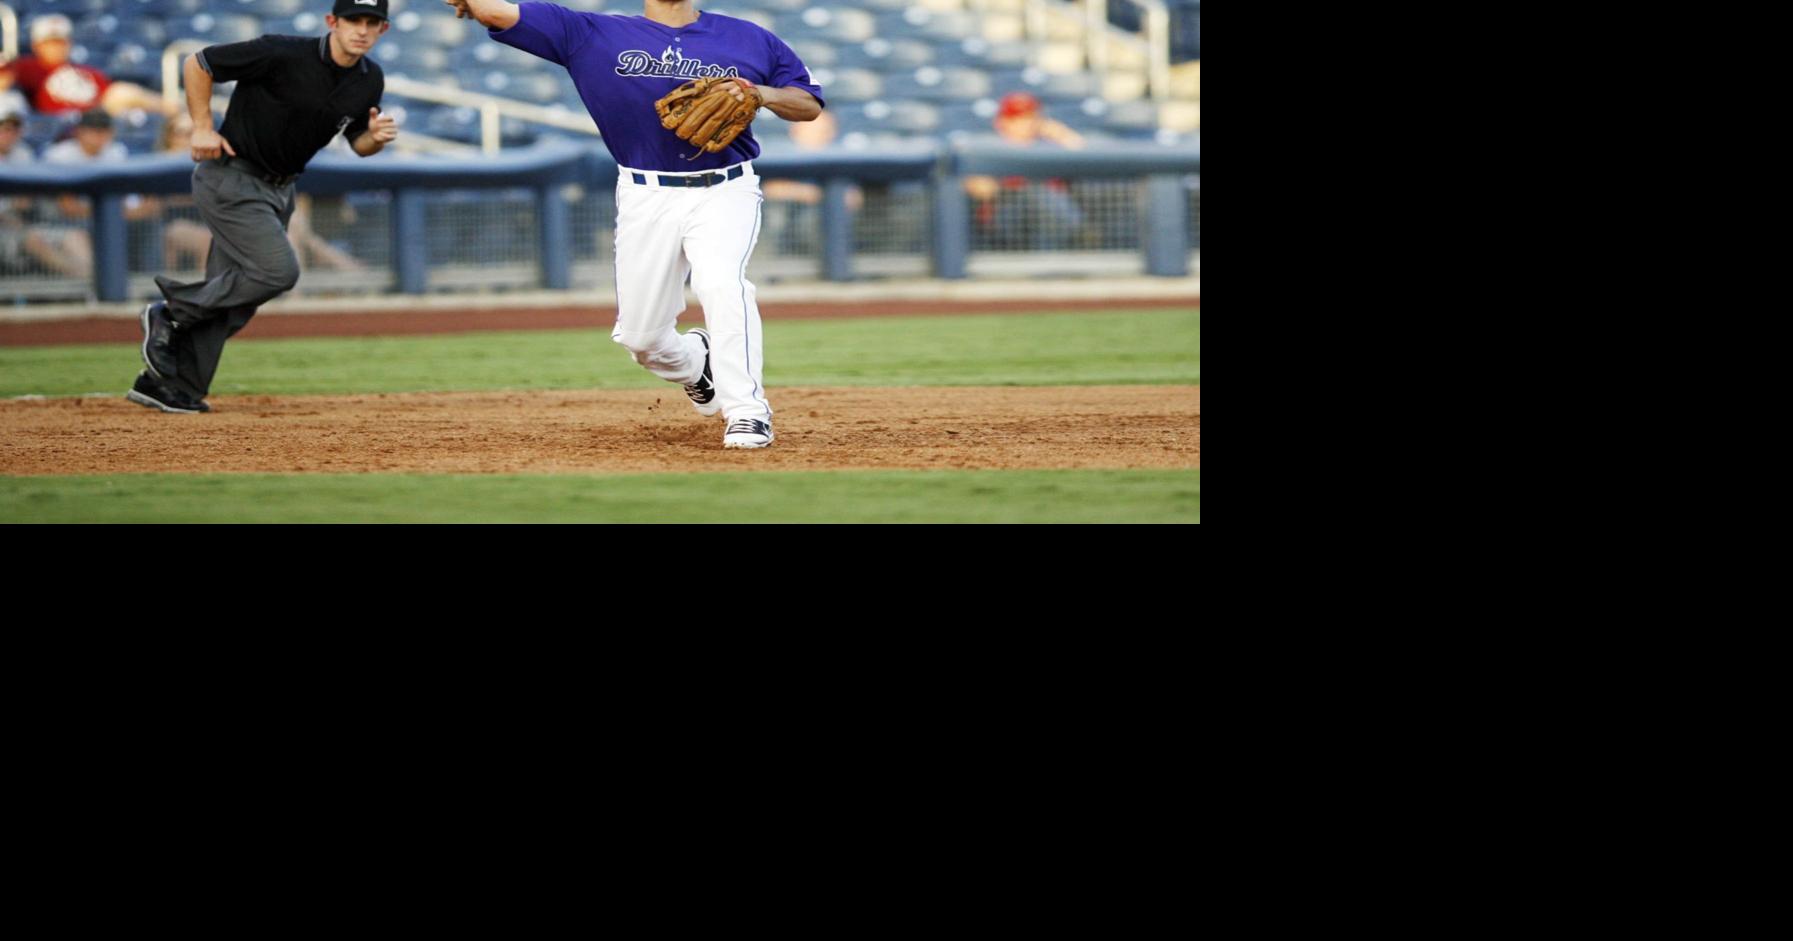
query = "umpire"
xmin=130 ymin=0 xmax=397 ymax=414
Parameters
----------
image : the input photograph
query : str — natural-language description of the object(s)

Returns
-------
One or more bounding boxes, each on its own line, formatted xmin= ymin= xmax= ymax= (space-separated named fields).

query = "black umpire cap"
xmin=331 ymin=0 xmax=390 ymax=20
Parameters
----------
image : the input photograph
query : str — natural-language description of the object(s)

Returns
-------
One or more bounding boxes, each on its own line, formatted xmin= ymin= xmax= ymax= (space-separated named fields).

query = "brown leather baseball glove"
xmin=655 ymin=77 xmax=763 ymax=158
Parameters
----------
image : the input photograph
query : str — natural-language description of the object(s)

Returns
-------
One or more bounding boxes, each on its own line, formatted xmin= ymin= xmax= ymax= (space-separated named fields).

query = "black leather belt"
xmin=216 ymin=156 xmax=297 ymax=188
xmin=630 ymin=165 xmax=746 ymax=187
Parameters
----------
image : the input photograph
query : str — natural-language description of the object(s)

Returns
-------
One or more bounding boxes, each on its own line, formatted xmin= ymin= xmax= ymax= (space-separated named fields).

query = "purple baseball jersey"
xmin=490 ymin=3 xmax=825 ymax=172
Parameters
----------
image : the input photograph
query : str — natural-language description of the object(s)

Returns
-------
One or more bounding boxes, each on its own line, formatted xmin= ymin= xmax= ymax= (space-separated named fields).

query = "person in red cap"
xmin=0 ymin=14 xmax=175 ymax=116
xmin=966 ymin=92 xmax=1088 ymax=250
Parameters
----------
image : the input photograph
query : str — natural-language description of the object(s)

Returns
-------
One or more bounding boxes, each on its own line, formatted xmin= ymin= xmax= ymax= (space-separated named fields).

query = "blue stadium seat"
xmin=422 ymin=104 xmax=480 ymax=142
xmin=3 ymin=0 xmax=1174 ymax=151
xmin=404 ymin=14 xmax=475 ymax=48
xmin=1101 ymin=100 xmax=1159 ymax=135
xmin=166 ymin=13 xmax=261 ymax=44
xmin=470 ymin=40 xmax=549 ymax=73
xmin=879 ymin=66 xmax=991 ymax=102
xmin=105 ymin=43 xmax=157 ymax=83
xmin=383 ymin=42 xmax=452 ymax=74
xmin=785 ymin=39 xmax=836 ymax=69
xmin=277 ymin=12 xmax=327 ymax=36
xmin=116 ymin=111 xmax=165 ymax=154
xmin=838 ymin=37 xmax=933 ymax=71
xmin=937 ymin=102 xmax=998 ymax=136
xmin=812 ymin=67 xmax=880 ymax=103
xmin=232 ymin=0 xmax=305 ymax=17
xmin=778 ymin=8 xmax=875 ymax=44
xmin=939 ymin=38 xmax=1030 ymax=71
xmin=71 ymin=12 xmax=125 ymax=47
xmin=1031 ymin=71 xmax=1101 ymax=100
xmin=470 ymin=71 xmax=562 ymax=104
xmin=704 ymin=7 xmax=776 ymax=31
xmin=21 ymin=0 xmax=112 ymax=17
xmin=851 ymin=100 xmax=937 ymax=135
xmin=116 ymin=0 xmax=204 ymax=18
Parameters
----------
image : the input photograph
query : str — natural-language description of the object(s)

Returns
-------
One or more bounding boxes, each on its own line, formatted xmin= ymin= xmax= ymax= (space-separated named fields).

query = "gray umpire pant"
xmin=152 ymin=157 xmax=300 ymax=400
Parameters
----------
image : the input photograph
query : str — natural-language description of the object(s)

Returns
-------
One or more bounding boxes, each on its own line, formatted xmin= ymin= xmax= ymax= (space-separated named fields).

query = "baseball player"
xmin=446 ymin=0 xmax=824 ymax=449
xmin=131 ymin=0 xmax=398 ymax=414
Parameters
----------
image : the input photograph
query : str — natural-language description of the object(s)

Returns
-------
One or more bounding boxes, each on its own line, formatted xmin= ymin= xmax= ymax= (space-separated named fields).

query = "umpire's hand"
xmin=191 ymin=126 xmax=236 ymax=162
xmin=366 ymin=107 xmax=399 ymax=146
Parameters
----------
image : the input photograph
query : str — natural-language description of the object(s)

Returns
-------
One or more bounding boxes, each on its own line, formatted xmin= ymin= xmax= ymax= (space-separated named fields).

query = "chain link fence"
xmin=5 ymin=164 xmax=1198 ymax=303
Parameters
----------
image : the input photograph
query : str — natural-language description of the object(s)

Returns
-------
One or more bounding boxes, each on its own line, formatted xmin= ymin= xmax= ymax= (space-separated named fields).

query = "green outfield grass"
xmin=0 ymin=308 xmax=1200 ymax=398
xmin=0 ymin=470 xmax=1200 ymax=523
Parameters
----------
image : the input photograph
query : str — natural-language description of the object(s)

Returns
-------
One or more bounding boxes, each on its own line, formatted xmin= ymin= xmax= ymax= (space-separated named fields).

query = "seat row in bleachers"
xmin=8 ymin=0 xmax=1186 ymax=156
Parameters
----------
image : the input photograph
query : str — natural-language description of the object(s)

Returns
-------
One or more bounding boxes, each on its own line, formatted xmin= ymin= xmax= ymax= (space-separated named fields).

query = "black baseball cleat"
xmin=126 ymin=371 xmax=209 ymax=414
xmin=684 ymin=327 xmax=720 ymax=417
xmin=139 ymin=300 xmax=179 ymax=380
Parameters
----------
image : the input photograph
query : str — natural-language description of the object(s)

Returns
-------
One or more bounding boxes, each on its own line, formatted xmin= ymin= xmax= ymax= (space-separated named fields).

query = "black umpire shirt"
xmin=197 ymin=35 xmax=384 ymax=179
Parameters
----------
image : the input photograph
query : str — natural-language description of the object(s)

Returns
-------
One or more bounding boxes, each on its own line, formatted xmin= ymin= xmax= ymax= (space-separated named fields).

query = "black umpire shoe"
xmin=140 ymin=300 xmax=179 ymax=380
xmin=126 ymin=371 xmax=209 ymax=414
xmin=684 ymin=327 xmax=720 ymax=417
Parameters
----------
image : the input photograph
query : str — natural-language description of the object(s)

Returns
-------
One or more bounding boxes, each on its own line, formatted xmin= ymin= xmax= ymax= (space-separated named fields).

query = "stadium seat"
xmin=116 ymin=0 xmax=205 ymax=17
xmin=779 ymin=8 xmax=875 ymax=44
xmin=279 ymin=12 xmax=327 ymax=36
xmin=879 ymin=66 xmax=992 ymax=102
xmin=101 ymin=47 xmax=162 ymax=85
xmin=785 ymin=39 xmax=837 ymax=69
xmin=1101 ymin=99 xmax=1159 ymax=134
xmin=22 ymin=0 xmax=112 ymax=17
xmin=0 ymin=0 xmax=1183 ymax=150
xmin=234 ymin=0 xmax=306 ymax=17
xmin=812 ymin=67 xmax=880 ymax=102
xmin=704 ymin=7 xmax=776 ymax=31
xmin=854 ymin=100 xmax=938 ymax=134
xmin=938 ymin=102 xmax=998 ymax=136
xmin=400 ymin=13 xmax=474 ymax=48
xmin=838 ymin=37 xmax=934 ymax=71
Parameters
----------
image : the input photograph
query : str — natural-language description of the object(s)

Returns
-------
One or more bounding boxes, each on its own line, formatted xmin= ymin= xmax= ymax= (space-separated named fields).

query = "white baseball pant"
xmin=611 ymin=161 xmax=771 ymax=424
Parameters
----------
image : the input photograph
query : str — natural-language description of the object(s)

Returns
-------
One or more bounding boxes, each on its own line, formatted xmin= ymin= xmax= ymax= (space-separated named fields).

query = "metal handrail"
xmin=163 ymin=41 xmax=595 ymax=156
xmin=2 ymin=4 xmax=19 ymax=64
xmin=384 ymin=75 xmax=597 ymax=156
xmin=161 ymin=39 xmax=209 ymax=110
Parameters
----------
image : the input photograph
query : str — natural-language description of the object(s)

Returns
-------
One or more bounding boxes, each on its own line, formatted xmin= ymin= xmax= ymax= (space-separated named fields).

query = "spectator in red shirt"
xmin=0 ymin=14 xmax=175 ymax=117
xmin=965 ymin=92 xmax=1088 ymax=250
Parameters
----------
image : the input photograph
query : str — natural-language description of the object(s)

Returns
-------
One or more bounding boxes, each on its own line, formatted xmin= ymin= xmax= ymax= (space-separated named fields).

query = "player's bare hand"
xmin=190 ymin=127 xmax=236 ymax=162
xmin=442 ymin=0 xmax=472 ymax=19
xmin=367 ymin=107 xmax=399 ymax=144
xmin=730 ymin=77 xmax=757 ymax=102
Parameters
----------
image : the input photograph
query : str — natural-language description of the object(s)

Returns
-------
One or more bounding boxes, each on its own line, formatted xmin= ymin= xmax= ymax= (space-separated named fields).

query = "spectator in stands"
xmin=24 ymin=109 xmax=130 ymax=279
xmin=1 ymin=97 xmax=32 ymax=164
xmin=966 ymin=92 xmax=1088 ymax=251
xmin=1 ymin=100 xmax=37 ymax=276
xmin=0 ymin=14 xmax=177 ymax=117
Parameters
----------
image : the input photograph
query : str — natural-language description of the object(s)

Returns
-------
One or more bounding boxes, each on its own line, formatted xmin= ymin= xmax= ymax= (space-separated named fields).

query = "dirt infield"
xmin=0 ymin=297 xmax=1199 ymax=348
xmin=0 ymin=385 xmax=1200 ymax=476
